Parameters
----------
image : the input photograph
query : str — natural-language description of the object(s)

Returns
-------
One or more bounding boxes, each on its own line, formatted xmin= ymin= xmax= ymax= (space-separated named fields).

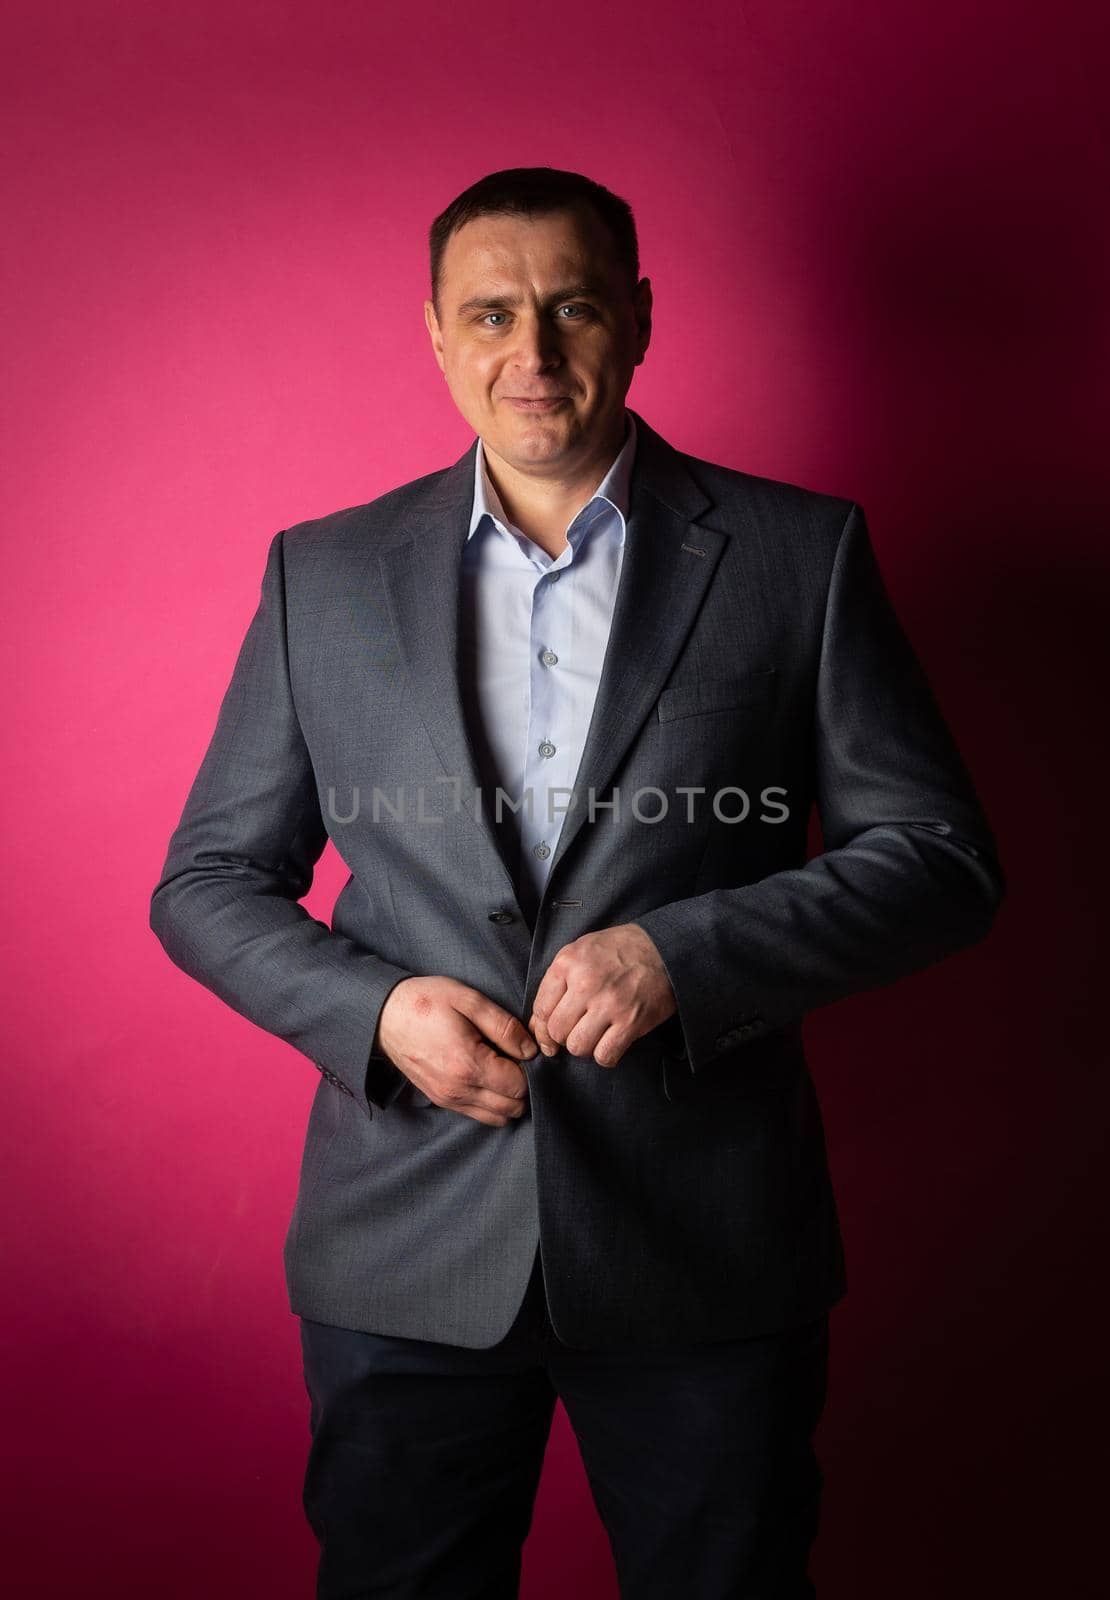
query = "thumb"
xmin=457 ymin=990 xmax=538 ymax=1060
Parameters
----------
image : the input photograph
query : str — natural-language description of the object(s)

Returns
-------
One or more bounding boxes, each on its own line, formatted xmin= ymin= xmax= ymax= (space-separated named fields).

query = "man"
xmin=150 ymin=166 xmax=1004 ymax=1598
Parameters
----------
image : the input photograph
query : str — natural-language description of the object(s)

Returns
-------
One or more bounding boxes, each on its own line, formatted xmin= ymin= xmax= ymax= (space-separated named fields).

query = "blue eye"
xmin=480 ymin=304 xmax=591 ymax=328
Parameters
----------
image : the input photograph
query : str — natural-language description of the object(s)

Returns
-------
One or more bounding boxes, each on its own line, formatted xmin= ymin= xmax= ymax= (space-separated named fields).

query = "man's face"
xmin=424 ymin=205 xmax=652 ymax=473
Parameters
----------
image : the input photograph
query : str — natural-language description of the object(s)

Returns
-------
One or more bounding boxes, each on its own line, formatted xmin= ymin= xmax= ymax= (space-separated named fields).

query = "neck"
xmin=482 ymin=415 xmax=627 ymax=558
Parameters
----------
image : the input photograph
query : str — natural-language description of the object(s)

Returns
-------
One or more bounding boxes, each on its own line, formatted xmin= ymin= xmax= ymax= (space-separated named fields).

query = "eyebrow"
xmin=455 ymin=281 xmax=607 ymax=318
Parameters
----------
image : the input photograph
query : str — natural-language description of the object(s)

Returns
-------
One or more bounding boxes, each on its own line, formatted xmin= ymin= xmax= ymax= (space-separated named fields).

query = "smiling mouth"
xmin=503 ymin=397 xmax=570 ymax=410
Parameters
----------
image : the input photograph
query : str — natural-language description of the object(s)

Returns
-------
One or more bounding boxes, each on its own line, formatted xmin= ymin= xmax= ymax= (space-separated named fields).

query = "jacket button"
xmin=488 ymin=911 xmax=514 ymax=924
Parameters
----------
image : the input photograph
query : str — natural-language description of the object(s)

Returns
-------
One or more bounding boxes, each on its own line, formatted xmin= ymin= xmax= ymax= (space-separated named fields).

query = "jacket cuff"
xmin=631 ymin=908 xmax=776 ymax=1074
xmin=361 ymin=971 xmax=414 ymax=1110
xmin=364 ymin=1050 xmax=409 ymax=1110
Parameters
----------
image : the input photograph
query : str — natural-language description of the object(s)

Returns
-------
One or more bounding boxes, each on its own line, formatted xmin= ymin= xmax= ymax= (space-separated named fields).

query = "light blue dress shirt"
xmin=458 ymin=408 xmax=639 ymax=921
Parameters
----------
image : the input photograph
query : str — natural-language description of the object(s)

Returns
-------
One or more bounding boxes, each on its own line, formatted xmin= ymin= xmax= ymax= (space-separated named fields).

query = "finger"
xmin=456 ymin=990 xmax=538 ymax=1061
xmin=530 ymin=965 xmax=568 ymax=1037
xmin=424 ymin=1071 xmax=529 ymax=1124
xmin=544 ymin=990 xmax=592 ymax=1053
xmin=564 ymin=1021 xmax=610 ymax=1060
xmin=450 ymin=1093 xmax=529 ymax=1125
xmin=469 ymin=1047 xmax=530 ymax=1104
xmin=428 ymin=1041 xmax=528 ymax=1110
xmin=589 ymin=1023 xmax=630 ymax=1068
xmin=460 ymin=1103 xmax=527 ymax=1128
xmin=527 ymin=1011 xmax=558 ymax=1056
xmin=417 ymin=1072 xmax=529 ymax=1127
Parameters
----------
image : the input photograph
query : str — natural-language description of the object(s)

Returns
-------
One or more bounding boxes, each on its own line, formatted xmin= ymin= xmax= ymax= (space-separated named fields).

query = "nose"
xmin=507 ymin=312 xmax=564 ymax=375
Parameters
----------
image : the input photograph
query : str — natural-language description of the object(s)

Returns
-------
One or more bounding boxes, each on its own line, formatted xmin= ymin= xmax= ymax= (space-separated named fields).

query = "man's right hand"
xmin=375 ymin=976 xmax=538 ymax=1127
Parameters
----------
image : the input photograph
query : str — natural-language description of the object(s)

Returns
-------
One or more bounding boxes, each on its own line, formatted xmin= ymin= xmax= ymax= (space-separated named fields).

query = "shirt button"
xmin=488 ymin=911 xmax=514 ymax=924
xmin=533 ymin=842 xmax=551 ymax=859
xmin=538 ymin=741 xmax=556 ymax=758
xmin=549 ymin=571 xmax=561 ymax=582
xmin=541 ymin=649 xmax=558 ymax=665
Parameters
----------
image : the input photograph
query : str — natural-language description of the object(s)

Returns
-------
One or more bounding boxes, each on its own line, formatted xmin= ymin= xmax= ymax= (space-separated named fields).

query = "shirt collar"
xmin=466 ymin=408 xmax=638 ymax=545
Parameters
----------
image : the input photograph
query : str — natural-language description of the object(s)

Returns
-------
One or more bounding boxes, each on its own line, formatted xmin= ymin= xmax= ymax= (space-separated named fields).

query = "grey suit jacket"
xmin=149 ymin=407 xmax=1005 ymax=1348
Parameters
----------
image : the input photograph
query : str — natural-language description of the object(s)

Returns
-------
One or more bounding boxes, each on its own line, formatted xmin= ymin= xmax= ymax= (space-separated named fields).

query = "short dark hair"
xmin=429 ymin=166 xmax=640 ymax=316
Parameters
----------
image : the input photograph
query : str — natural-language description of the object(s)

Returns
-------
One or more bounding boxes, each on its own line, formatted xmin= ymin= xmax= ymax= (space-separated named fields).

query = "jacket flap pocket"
xmin=656 ymin=666 xmax=777 ymax=723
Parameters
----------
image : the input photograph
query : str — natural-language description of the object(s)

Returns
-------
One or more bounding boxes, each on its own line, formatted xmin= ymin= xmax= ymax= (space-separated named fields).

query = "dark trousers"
xmin=298 ymin=1249 xmax=830 ymax=1600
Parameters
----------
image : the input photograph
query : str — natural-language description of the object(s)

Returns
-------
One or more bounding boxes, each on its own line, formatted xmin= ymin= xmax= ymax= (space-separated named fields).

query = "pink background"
xmin=3 ymin=1 xmax=1107 ymax=1594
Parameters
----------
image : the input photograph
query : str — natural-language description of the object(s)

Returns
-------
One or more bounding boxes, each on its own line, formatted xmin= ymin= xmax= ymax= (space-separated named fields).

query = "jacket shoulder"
xmin=680 ymin=446 xmax=857 ymax=537
xmin=278 ymin=461 xmax=455 ymax=551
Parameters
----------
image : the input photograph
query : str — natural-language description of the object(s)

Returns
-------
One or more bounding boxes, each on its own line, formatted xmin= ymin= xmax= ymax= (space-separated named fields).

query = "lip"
xmin=503 ymin=397 xmax=570 ymax=411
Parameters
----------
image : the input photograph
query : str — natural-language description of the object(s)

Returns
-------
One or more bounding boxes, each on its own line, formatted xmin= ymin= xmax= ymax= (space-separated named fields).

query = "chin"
xmin=506 ymin=416 xmax=573 ymax=441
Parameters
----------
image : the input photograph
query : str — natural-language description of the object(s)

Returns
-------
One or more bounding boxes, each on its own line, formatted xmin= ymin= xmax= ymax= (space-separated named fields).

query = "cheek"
xmin=455 ymin=349 xmax=498 ymax=386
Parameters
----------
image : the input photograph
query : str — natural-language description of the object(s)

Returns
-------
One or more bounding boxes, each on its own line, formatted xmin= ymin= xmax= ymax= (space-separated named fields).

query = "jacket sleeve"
xmin=149 ymin=529 xmax=414 ymax=1111
xmin=632 ymin=502 xmax=1006 ymax=1072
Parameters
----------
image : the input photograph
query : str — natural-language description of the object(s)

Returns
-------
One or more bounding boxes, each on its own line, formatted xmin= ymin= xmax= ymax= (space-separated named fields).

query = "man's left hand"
xmin=527 ymin=923 xmax=677 ymax=1067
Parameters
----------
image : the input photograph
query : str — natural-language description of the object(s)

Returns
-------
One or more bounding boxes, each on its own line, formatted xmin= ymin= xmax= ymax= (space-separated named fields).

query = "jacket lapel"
xmin=542 ymin=412 xmax=726 ymax=887
xmin=376 ymin=440 xmax=521 ymax=893
xmin=376 ymin=407 xmax=729 ymax=915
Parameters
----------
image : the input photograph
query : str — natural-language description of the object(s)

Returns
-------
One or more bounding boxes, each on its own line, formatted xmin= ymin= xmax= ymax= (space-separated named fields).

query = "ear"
xmin=423 ymin=299 xmax=446 ymax=374
xmin=633 ymin=277 xmax=653 ymax=365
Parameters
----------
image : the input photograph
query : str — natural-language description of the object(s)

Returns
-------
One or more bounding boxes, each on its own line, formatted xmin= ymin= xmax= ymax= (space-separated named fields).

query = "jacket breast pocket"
xmin=655 ymin=665 xmax=777 ymax=723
